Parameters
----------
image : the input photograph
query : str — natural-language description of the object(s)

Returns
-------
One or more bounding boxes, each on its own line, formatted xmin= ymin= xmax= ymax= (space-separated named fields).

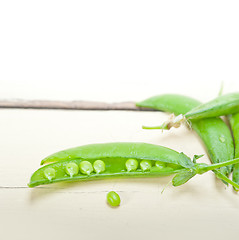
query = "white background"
xmin=0 ymin=0 xmax=239 ymax=102
xmin=1 ymin=2 xmax=239 ymax=240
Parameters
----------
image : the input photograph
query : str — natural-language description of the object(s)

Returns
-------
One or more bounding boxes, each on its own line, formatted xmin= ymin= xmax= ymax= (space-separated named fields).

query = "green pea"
xmin=155 ymin=161 xmax=166 ymax=169
xmin=107 ymin=191 xmax=121 ymax=207
xmin=65 ymin=162 xmax=79 ymax=177
xmin=125 ymin=159 xmax=138 ymax=172
xmin=44 ymin=168 xmax=56 ymax=181
xmin=93 ymin=160 xmax=105 ymax=174
xmin=140 ymin=160 xmax=152 ymax=171
xmin=79 ymin=161 xmax=93 ymax=175
xmin=166 ymin=163 xmax=181 ymax=170
xmin=219 ymin=136 xmax=225 ymax=143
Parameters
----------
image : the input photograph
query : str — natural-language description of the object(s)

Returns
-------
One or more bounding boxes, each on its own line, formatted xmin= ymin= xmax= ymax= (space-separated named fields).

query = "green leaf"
xmin=193 ymin=154 xmax=204 ymax=163
xmin=178 ymin=152 xmax=195 ymax=168
xmin=172 ymin=170 xmax=196 ymax=186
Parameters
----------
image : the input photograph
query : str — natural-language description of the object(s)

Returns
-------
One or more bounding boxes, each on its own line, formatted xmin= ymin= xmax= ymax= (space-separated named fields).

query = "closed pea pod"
xmin=229 ymin=113 xmax=239 ymax=190
xmin=184 ymin=92 xmax=239 ymax=120
xmin=138 ymin=92 xmax=239 ymax=130
xmin=136 ymin=94 xmax=201 ymax=116
xmin=136 ymin=94 xmax=234 ymax=177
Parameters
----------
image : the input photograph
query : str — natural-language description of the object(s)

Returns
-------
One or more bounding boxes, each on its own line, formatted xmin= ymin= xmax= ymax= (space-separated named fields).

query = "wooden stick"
xmin=0 ymin=99 xmax=155 ymax=111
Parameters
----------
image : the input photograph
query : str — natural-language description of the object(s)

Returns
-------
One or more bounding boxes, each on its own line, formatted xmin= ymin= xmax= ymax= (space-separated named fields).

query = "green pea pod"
xmin=138 ymin=92 xmax=239 ymax=130
xmin=29 ymin=142 xmax=239 ymax=189
xmin=136 ymin=94 xmax=200 ymax=114
xmin=136 ymin=94 xmax=234 ymax=177
xmin=40 ymin=142 xmax=194 ymax=169
xmin=29 ymin=159 xmax=183 ymax=187
xmin=229 ymin=113 xmax=239 ymax=190
xmin=184 ymin=92 xmax=239 ymax=120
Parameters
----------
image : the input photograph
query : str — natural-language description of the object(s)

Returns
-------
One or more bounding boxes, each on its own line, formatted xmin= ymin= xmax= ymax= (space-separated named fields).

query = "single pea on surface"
xmin=107 ymin=191 xmax=121 ymax=207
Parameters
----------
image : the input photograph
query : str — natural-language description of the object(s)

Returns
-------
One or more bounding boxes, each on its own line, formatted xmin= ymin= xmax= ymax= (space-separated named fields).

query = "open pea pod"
xmin=29 ymin=159 xmax=184 ymax=188
xmin=29 ymin=143 xmax=239 ymax=189
xmin=29 ymin=143 xmax=194 ymax=187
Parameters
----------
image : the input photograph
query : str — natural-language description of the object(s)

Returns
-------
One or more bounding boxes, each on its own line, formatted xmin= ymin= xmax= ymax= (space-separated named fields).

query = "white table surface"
xmin=1 ymin=1 xmax=239 ymax=239
xmin=1 ymin=108 xmax=239 ymax=240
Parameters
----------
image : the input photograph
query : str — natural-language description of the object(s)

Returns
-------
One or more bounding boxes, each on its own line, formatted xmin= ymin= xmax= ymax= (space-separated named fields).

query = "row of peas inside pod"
xmin=43 ymin=158 xmax=182 ymax=182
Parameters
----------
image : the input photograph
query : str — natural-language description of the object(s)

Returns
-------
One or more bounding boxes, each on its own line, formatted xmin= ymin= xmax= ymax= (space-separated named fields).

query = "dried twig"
xmin=0 ymin=99 xmax=155 ymax=111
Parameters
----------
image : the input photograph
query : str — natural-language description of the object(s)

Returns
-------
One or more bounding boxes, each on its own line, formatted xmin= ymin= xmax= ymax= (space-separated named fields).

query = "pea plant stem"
xmin=199 ymin=158 xmax=239 ymax=173
xmin=213 ymin=170 xmax=239 ymax=190
xmin=195 ymin=158 xmax=239 ymax=189
xmin=142 ymin=124 xmax=167 ymax=130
